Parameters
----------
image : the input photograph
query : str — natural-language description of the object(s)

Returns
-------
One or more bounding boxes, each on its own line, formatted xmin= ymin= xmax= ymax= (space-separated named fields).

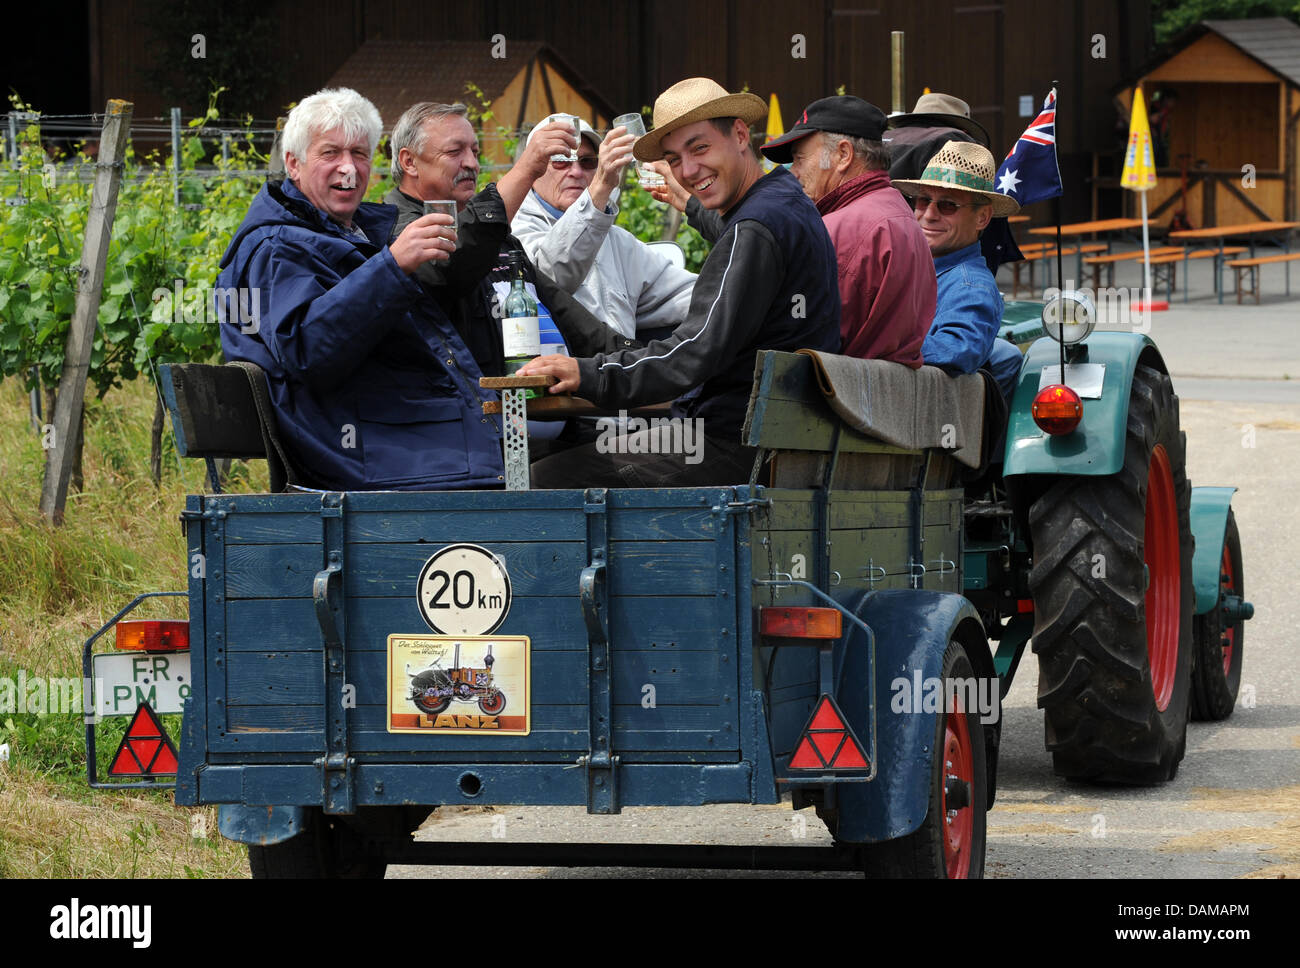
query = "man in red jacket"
xmin=760 ymin=96 xmax=934 ymax=367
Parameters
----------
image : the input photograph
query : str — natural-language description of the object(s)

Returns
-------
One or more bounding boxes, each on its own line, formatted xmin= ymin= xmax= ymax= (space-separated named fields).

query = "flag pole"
xmin=1053 ymin=80 xmax=1066 ymax=383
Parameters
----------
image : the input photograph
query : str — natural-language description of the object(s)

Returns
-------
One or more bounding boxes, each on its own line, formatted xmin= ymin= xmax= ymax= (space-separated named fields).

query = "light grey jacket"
xmin=511 ymin=188 xmax=696 ymax=339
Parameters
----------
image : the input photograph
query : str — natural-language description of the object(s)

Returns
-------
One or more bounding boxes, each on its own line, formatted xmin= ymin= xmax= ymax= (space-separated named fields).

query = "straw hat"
xmin=887 ymin=93 xmax=990 ymax=147
xmin=892 ymin=140 xmax=1020 ymax=217
xmin=632 ymin=77 xmax=768 ymax=162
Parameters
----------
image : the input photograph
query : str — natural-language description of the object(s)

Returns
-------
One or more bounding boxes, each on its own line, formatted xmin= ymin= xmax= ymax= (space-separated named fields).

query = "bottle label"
xmin=502 ymin=316 xmax=541 ymax=358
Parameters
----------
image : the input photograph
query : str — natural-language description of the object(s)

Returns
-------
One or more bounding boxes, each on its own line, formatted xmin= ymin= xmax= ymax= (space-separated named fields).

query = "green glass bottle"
xmin=502 ymin=252 xmax=542 ymax=399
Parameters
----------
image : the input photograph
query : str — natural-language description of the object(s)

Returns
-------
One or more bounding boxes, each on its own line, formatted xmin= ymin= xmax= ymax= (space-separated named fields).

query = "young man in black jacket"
xmin=519 ymin=78 xmax=841 ymax=488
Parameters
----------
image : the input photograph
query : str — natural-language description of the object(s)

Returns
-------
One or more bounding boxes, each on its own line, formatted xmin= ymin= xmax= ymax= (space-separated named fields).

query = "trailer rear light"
xmin=1031 ymin=384 xmax=1083 ymax=435
xmin=115 ymin=619 xmax=190 ymax=653
xmin=760 ymin=607 xmax=842 ymax=639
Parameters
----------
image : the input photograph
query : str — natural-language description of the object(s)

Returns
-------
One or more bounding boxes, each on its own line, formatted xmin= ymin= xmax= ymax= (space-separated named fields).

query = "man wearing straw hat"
xmin=893 ymin=140 xmax=1024 ymax=398
xmin=520 ymin=77 xmax=840 ymax=487
xmin=886 ymin=92 xmax=1022 ymax=273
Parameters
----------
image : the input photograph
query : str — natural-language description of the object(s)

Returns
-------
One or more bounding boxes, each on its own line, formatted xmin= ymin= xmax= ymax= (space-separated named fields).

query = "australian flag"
xmin=995 ymin=88 xmax=1062 ymax=207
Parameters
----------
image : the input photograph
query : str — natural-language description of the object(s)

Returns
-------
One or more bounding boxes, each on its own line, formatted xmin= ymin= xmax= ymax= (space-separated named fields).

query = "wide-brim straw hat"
xmin=887 ymin=92 xmax=990 ymax=147
xmin=892 ymin=140 xmax=1020 ymax=217
xmin=632 ymin=77 xmax=768 ymax=162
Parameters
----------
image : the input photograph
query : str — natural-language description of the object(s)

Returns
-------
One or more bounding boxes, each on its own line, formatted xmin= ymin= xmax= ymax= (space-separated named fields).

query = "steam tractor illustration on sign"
xmin=407 ymin=642 xmax=506 ymax=717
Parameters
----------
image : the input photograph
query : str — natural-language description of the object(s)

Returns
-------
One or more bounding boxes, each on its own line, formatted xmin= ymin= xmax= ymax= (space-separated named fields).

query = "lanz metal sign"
xmin=91 ymin=651 xmax=192 ymax=720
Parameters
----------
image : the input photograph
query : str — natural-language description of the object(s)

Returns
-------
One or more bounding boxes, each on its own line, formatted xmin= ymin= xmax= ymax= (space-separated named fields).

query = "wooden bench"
xmin=1144 ymin=247 xmax=1247 ymax=302
xmin=1082 ymin=247 xmax=1183 ymax=289
xmin=1009 ymin=244 xmax=1107 ymax=298
xmin=1225 ymin=252 xmax=1300 ymax=304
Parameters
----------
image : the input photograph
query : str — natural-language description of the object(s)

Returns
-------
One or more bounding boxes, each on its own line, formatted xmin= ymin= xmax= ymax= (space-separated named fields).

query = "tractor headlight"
xmin=1041 ymin=289 xmax=1096 ymax=345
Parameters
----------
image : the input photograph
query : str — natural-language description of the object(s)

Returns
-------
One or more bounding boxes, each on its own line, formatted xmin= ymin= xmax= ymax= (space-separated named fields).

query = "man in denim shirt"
xmin=894 ymin=141 xmax=1023 ymax=399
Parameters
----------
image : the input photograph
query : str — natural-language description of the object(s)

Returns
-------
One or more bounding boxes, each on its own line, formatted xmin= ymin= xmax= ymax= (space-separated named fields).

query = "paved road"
xmin=391 ymin=294 xmax=1300 ymax=879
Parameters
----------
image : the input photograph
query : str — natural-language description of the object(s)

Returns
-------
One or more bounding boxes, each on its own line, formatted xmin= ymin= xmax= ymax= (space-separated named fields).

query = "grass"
xmin=0 ymin=376 xmax=259 ymax=878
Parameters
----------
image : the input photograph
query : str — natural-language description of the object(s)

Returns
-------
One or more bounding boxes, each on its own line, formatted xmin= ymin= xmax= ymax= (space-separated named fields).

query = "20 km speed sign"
xmin=416 ymin=544 xmax=513 ymax=635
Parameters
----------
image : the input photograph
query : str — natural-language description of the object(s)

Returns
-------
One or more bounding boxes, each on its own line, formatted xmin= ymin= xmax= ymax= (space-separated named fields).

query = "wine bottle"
xmin=501 ymin=252 xmax=542 ymax=399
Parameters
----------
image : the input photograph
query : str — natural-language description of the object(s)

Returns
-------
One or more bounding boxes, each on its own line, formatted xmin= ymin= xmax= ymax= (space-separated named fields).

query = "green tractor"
xmin=970 ymin=291 xmax=1252 ymax=783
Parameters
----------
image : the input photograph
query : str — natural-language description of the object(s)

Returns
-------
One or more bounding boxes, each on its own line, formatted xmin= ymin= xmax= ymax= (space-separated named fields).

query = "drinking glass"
xmin=423 ymin=199 xmax=459 ymax=250
xmin=612 ymin=112 xmax=663 ymax=188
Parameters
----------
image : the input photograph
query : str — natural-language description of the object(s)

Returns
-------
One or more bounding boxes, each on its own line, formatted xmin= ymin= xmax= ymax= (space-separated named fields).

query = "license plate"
xmin=91 ymin=651 xmax=192 ymax=720
xmin=387 ymin=634 xmax=530 ymax=735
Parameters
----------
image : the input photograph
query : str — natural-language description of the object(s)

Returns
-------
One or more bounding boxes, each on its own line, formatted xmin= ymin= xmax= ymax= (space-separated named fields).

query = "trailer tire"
xmin=861 ymin=639 xmax=987 ymax=879
xmin=1027 ymin=364 xmax=1194 ymax=783
xmin=248 ymin=809 xmax=387 ymax=879
xmin=1190 ymin=509 xmax=1244 ymax=721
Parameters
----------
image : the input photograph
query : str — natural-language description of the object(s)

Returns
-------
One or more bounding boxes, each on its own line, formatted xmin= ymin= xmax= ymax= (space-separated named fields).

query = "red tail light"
xmin=1032 ymin=384 xmax=1083 ymax=435
xmin=115 ymin=619 xmax=190 ymax=653
xmin=760 ymin=607 xmax=842 ymax=639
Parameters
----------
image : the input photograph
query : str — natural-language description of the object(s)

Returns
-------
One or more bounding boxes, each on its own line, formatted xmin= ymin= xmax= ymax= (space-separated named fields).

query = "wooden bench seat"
xmin=1008 ymin=244 xmax=1107 ymax=298
xmin=1225 ymin=251 xmax=1300 ymax=304
xmin=1082 ymin=247 xmax=1183 ymax=288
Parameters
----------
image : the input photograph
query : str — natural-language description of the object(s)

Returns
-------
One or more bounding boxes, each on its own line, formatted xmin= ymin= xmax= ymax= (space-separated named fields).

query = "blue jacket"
xmin=217 ymin=179 xmax=505 ymax=490
xmin=922 ymin=241 xmax=1004 ymax=375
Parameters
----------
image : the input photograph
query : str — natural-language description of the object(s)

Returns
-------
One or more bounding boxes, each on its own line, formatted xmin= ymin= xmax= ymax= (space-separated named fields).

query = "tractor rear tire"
xmin=861 ymin=639 xmax=987 ymax=878
xmin=1027 ymin=364 xmax=1194 ymax=784
xmin=248 ymin=808 xmax=387 ymax=879
xmin=1190 ymin=509 xmax=1244 ymax=721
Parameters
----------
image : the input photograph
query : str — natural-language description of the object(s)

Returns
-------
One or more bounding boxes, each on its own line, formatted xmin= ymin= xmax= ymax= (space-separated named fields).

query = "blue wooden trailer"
xmin=85 ymin=299 xmax=1253 ymax=878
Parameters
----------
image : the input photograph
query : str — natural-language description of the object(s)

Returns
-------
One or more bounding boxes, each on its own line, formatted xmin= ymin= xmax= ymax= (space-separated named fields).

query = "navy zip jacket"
xmin=217 ymin=178 xmax=505 ymax=490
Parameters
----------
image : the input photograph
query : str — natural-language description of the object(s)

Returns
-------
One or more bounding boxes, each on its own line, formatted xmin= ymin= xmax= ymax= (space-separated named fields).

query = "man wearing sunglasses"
xmin=512 ymin=112 xmax=697 ymax=341
xmin=894 ymin=140 xmax=1023 ymax=399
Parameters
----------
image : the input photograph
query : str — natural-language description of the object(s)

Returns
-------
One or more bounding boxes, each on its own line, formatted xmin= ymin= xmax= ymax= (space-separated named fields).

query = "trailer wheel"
xmin=1191 ymin=509 xmax=1244 ymax=720
xmin=248 ymin=809 xmax=387 ymax=879
xmin=862 ymin=639 xmax=987 ymax=879
xmin=1027 ymin=364 xmax=1194 ymax=783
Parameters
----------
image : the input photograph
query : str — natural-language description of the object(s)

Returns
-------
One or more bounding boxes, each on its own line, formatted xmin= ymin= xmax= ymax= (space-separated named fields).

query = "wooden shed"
xmin=326 ymin=39 xmax=616 ymax=166
xmin=1116 ymin=17 xmax=1300 ymax=228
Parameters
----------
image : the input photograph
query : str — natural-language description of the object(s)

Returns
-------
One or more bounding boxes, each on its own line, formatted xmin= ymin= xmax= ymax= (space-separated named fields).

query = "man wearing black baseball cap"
xmin=759 ymin=95 xmax=934 ymax=367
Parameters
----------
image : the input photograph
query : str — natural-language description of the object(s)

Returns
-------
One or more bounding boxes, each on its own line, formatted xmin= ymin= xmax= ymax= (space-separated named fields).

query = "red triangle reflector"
xmin=107 ymin=703 xmax=179 ymax=777
xmin=788 ymin=695 xmax=870 ymax=772
xmin=789 ymin=737 xmax=824 ymax=769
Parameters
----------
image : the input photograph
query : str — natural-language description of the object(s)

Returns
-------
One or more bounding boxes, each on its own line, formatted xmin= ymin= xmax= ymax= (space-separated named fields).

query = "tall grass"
xmin=0 ymin=376 xmax=257 ymax=877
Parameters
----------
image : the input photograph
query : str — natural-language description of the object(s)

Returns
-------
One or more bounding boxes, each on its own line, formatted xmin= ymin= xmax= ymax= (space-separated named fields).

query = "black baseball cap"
xmin=760 ymin=96 xmax=888 ymax=164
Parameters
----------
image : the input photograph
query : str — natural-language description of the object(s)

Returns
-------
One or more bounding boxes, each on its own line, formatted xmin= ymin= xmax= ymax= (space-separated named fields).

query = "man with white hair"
xmin=511 ymin=113 xmax=697 ymax=339
xmin=217 ymin=87 xmax=502 ymax=490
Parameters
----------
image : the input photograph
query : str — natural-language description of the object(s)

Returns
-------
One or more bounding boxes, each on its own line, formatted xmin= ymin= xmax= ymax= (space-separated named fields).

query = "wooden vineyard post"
xmin=39 ymin=99 xmax=134 ymax=524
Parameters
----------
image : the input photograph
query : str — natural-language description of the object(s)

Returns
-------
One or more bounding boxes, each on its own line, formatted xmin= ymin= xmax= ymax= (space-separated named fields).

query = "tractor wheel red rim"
xmin=942 ymin=704 xmax=975 ymax=879
xmin=1220 ymin=541 xmax=1235 ymax=676
xmin=1144 ymin=444 xmax=1180 ymax=711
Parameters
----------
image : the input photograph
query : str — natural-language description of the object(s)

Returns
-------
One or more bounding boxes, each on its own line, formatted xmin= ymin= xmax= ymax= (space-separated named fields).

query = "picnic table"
xmin=1028 ymin=218 xmax=1145 ymax=288
xmin=1168 ymin=221 xmax=1300 ymax=304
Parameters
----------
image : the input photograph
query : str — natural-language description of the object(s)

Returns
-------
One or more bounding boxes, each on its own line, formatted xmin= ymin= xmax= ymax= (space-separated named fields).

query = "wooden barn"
xmin=325 ymin=40 xmax=616 ymax=166
xmin=1115 ymin=17 xmax=1300 ymax=228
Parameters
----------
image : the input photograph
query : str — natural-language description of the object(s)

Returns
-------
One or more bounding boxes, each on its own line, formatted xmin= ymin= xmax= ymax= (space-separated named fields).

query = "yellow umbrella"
xmin=1122 ymin=84 xmax=1164 ymax=310
xmin=1121 ymin=84 xmax=1157 ymax=191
